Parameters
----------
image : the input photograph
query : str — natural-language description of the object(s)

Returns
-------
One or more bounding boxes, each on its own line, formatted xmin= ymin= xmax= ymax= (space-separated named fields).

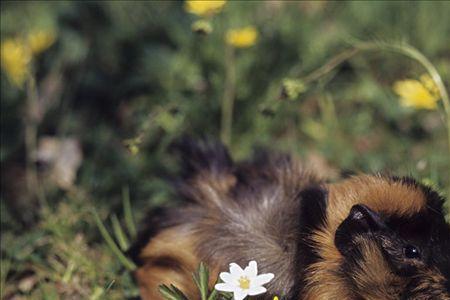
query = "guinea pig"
xmin=128 ymin=139 xmax=450 ymax=300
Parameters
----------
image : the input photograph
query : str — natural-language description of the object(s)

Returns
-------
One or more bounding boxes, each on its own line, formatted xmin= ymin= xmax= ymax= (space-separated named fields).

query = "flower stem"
xmin=25 ymin=75 xmax=47 ymax=206
xmin=221 ymin=45 xmax=236 ymax=147
xmin=303 ymin=47 xmax=360 ymax=84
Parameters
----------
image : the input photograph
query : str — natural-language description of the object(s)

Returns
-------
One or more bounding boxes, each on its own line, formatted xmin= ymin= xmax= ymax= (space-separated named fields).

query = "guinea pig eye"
xmin=403 ymin=245 xmax=421 ymax=259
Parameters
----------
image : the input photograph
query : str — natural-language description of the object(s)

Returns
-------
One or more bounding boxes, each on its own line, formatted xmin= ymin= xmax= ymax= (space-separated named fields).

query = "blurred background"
xmin=1 ymin=1 xmax=450 ymax=299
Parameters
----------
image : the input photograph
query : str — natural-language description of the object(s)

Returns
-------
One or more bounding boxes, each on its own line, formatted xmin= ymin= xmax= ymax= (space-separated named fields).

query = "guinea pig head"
xmin=333 ymin=177 xmax=450 ymax=299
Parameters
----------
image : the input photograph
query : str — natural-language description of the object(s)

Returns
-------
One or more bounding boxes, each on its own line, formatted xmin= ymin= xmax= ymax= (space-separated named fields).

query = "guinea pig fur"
xmin=128 ymin=139 xmax=450 ymax=300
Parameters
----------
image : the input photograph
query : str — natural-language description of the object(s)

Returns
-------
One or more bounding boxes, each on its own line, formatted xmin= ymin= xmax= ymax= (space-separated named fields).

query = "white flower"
xmin=214 ymin=261 xmax=275 ymax=300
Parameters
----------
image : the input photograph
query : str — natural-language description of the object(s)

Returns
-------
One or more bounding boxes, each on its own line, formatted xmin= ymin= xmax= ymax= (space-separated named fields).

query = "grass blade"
xmin=111 ymin=214 xmax=130 ymax=251
xmin=92 ymin=209 xmax=136 ymax=271
xmin=193 ymin=262 xmax=209 ymax=300
xmin=159 ymin=284 xmax=189 ymax=300
xmin=207 ymin=288 xmax=218 ymax=300
xmin=122 ymin=186 xmax=137 ymax=239
xmin=0 ymin=259 xmax=11 ymax=299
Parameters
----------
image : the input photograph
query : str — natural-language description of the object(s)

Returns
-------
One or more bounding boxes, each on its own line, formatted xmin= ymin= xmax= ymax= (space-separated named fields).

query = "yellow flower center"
xmin=238 ymin=276 xmax=250 ymax=289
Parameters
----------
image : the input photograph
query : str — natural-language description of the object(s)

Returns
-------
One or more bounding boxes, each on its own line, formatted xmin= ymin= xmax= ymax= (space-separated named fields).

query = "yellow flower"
xmin=27 ymin=30 xmax=56 ymax=55
xmin=1 ymin=30 xmax=55 ymax=88
xmin=393 ymin=75 xmax=440 ymax=110
xmin=273 ymin=297 xmax=280 ymax=300
xmin=226 ymin=26 xmax=258 ymax=48
xmin=185 ymin=0 xmax=226 ymax=17
xmin=1 ymin=38 xmax=32 ymax=87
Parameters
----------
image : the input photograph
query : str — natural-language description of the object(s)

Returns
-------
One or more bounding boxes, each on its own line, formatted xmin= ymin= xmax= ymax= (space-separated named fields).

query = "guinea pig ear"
xmin=335 ymin=204 xmax=387 ymax=255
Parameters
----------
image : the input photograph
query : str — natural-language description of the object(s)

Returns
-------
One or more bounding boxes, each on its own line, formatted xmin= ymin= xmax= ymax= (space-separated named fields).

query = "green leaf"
xmin=193 ymin=262 xmax=209 ymax=300
xmin=159 ymin=284 xmax=189 ymax=300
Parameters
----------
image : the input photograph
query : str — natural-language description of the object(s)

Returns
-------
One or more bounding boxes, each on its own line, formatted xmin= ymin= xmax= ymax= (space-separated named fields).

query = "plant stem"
xmin=303 ymin=47 xmax=360 ymax=84
xmin=25 ymin=75 xmax=47 ymax=206
xmin=221 ymin=45 xmax=236 ymax=147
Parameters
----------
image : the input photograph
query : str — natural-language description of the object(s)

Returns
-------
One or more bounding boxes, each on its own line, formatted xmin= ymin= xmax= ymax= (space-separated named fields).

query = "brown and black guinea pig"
xmin=128 ymin=139 xmax=450 ymax=300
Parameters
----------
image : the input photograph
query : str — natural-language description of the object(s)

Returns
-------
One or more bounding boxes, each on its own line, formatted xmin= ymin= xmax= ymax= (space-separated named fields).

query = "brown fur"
xmin=136 ymin=225 xmax=202 ymax=299
xmin=405 ymin=269 xmax=450 ymax=300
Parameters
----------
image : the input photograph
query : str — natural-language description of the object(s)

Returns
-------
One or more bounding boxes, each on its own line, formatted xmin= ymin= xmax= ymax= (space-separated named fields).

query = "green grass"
xmin=1 ymin=1 xmax=450 ymax=299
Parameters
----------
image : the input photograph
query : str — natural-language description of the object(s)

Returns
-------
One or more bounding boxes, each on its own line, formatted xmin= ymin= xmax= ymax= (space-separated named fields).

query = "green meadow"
xmin=1 ymin=1 xmax=449 ymax=299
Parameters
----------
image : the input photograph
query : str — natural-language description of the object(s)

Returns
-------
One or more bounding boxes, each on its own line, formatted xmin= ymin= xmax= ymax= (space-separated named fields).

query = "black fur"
xmin=170 ymin=137 xmax=233 ymax=180
xmin=292 ymin=186 xmax=329 ymax=299
xmin=390 ymin=175 xmax=450 ymax=285
xmin=430 ymin=218 xmax=450 ymax=291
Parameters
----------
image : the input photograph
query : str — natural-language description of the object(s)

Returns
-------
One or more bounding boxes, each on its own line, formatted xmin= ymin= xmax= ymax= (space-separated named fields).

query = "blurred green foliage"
xmin=1 ymin=1 xmax=450 ymax=298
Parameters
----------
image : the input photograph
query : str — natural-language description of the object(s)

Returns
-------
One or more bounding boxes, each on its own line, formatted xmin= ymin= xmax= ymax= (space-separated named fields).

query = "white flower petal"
xmin=253 ymin=273 xmax=275 ymax=286
xmin=233 ymin=289 xmax=248 ymax=300
xmin=215 ymin=282 xmax=235 ymax=292
xmin=219 ymin=272 xmax=233 ymax=283
xmin=217 ymin=261 xmax=272 ymax=299
xmin=229 ymin=262 xmax=244 ymax=277
xmin=244 ymin=260 xmax=258 ymax=278
xmin=248 ymin=286 xmax=267 ymax=296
